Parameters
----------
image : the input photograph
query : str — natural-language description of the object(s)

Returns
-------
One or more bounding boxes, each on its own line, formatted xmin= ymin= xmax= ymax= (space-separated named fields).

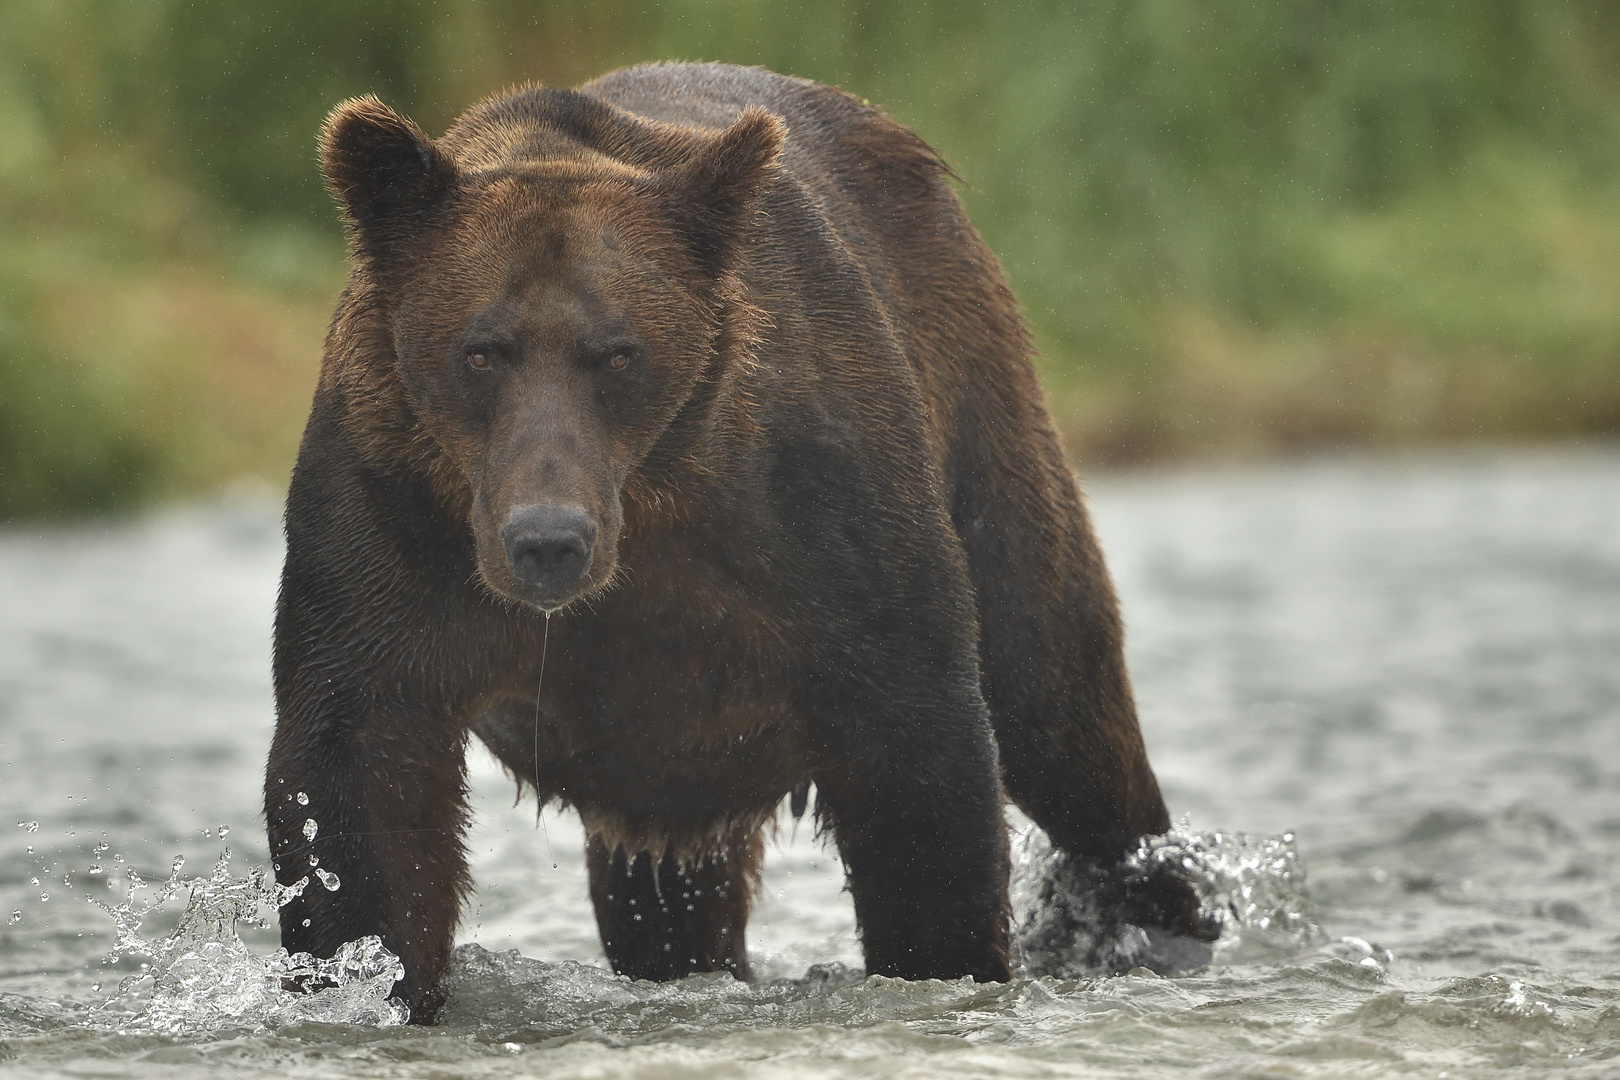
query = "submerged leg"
xmin=586 ymin=832 xmax=760 ymax=981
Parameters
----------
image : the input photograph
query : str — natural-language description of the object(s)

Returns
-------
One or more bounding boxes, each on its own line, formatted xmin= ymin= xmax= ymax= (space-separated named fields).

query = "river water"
xmin=2 ymin=447 xmax=1618 ymax=1077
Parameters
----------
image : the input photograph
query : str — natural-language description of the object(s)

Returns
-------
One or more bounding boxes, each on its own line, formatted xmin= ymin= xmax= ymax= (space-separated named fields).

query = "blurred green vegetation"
xmin=5 ymin=1 xmax=1620 ymax=515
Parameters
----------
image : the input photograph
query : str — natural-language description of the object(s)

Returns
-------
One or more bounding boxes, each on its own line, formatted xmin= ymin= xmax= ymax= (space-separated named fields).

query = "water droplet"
xmin=7 ymin=910 xmax=20 ymax=925
xmin=24 ymin=846 xmax=32 ymax=854
xmin=91 ymin=983 xmax=101 ymax=992
xmin=302 ymin=918 xmax=311 ymax=927
xmin=302 ymin=819 xmax=318 ymax=841
xmin=171 ymin=855 xmax=185 ymax=873
xmin=94 ymin=841 xmax=109 ymax=853
xmin=218 ymin=825 xmax=229 ymax=838
xmin=315 ymin=869 xmax=340 ymax=891
xmin=308 ymin=854 xmax=319 ymax=867
xmin=296 ymin=792 xmax=310 ymax=806
xmin=39 ymin=893 xmax=49 ymax=902
xmin=29 ymin=877 xmax=38 ymax=887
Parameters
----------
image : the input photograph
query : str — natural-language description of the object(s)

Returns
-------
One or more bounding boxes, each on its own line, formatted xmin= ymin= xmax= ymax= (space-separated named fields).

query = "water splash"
xmin=1011 ymin=823 xmax=1323 ymax=977
xmin=88 ymin=844 xmax=408 ymax=1034
xmin=1131 ymin=826 xmax=1323 ymax=960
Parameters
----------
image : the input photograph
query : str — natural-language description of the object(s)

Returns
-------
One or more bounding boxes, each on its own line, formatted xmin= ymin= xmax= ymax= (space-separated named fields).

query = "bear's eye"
xmin=466 ymin=350 xmax=491 ymax=370
xmin=606 ymin=350 xmax=631 ymax=372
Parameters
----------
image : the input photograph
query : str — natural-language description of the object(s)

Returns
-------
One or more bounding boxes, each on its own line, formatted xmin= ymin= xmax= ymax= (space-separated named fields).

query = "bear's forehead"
xmin=449 ymin=176 xmax=643 ymax=267
xmin=416 ymin=219 xmax=666 ymax=341
xmin=422 ymin=243 xmax=633 ymax=320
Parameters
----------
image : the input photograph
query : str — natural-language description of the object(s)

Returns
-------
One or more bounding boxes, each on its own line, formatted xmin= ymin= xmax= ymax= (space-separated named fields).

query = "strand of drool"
xmin=534 ymin=613 xmax=555 ymax=867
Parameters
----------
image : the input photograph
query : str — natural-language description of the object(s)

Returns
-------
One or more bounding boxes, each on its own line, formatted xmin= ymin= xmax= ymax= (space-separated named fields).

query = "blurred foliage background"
xmin=4 ymin=0 xmax=1620 ymax=516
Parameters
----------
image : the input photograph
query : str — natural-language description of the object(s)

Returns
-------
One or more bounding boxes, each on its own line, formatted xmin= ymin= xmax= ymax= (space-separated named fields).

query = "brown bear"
xmin=266 ymin=61 xmax=1208 ymax=1022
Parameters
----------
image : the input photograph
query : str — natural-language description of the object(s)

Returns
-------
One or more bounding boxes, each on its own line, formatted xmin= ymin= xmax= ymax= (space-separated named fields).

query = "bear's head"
xmin=320 ymin=93 xmax=784 ymax=613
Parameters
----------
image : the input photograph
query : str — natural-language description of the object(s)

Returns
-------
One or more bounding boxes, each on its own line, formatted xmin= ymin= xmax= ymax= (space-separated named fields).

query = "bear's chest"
xmin=548 ymin=520 xmax=798 ymax=726
xmin=481 ymin=528 xmax=811 ymax=846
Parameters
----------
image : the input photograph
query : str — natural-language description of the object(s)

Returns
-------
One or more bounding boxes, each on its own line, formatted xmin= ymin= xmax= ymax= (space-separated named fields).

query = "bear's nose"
xmin=501 ymin=505 xmax=597 ymax=605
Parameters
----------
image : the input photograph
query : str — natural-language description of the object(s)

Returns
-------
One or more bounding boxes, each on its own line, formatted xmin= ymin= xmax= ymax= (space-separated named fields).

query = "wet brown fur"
xmin=267 ymin=63 xmax=1203 ymax=1023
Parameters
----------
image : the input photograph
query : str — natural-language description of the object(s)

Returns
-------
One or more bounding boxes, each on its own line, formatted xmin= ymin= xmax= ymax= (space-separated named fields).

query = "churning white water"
xmin=2 ymin=447 xmax=1618 ymax=1078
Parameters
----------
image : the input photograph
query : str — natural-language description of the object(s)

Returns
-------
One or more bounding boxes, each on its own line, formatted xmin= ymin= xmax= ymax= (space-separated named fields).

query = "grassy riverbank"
xmin=5 ymin=1 xmax=1620 ymax=515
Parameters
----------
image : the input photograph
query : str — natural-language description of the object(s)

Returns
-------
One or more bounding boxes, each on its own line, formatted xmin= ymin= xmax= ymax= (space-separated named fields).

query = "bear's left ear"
xmin=321 ymin=96 xmax=457 ymax=260
xmin=648 ymin=107 xmax=786 ymax=275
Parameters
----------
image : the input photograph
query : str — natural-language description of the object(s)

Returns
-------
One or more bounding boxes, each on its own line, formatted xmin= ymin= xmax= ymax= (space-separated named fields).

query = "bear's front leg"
xmin=814 ymin=690 xmax=1013 ymax=983
xmin=766 ymin=417 xmax=1014 ymax=982
xmin=266 ymin=707 xmax=471 ymax=1022
xmin=266 ymin=446 xmax=515 ymax=1023
xmin=798 ymin=566 xmax=1012 ymax=982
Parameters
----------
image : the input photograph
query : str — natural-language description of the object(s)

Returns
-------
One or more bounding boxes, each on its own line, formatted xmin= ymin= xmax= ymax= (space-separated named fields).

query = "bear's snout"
xmin=501 ymin=504 xmax=598 ymax=608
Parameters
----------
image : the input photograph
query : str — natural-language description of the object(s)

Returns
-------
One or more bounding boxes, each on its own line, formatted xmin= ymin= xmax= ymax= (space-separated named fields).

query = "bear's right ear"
xmin=320 ymin=97 xmax=456 ymax=257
